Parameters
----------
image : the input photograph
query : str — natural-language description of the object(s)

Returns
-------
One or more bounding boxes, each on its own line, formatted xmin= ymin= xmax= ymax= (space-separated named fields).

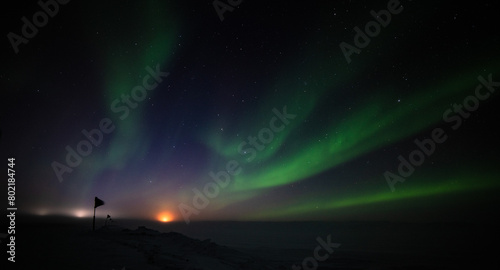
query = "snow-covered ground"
xmin=11 ymin=215 xmax=498 ymax=269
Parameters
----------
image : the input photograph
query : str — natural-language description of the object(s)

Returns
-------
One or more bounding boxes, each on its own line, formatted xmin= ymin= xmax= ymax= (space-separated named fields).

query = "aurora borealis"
xmin=2 ymin=0 xmax=499 ymax=224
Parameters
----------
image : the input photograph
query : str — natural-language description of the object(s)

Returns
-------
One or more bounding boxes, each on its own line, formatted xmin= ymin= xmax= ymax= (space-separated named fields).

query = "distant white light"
xmin=34 ymin=208 xmax=49 ymax=216
xmin=73 ymin=209 xmax=92 ymax=218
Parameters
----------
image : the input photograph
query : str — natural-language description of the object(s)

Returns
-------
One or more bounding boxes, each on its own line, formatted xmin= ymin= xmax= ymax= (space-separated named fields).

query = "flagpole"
xmin=93 ymin=197 xmax=104 ymax=231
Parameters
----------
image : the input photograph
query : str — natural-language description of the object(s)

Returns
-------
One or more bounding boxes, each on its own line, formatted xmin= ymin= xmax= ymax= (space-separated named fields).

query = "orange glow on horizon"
xmin=157 ymin=212 xmax=174 ymax=222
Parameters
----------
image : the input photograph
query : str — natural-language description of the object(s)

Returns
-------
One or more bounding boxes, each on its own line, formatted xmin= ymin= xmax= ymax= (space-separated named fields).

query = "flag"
xmin=94 ymin=197 xmax=105 ymax=208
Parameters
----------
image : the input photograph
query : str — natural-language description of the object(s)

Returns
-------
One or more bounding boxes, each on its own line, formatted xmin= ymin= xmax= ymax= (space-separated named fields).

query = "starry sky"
xmin=1 ymin=0 xmax=499 ymax=223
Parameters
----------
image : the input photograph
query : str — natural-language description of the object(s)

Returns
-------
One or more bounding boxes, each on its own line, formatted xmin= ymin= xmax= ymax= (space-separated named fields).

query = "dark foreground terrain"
xmin=4 ymin=215 xmax=499 ymax=269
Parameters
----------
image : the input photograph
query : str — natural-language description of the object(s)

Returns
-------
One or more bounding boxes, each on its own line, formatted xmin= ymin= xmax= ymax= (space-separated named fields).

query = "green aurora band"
xmin=72 ymin=0 xmax=178 ymax=203
xmin=243 ymin=170 xmax=500 ymax=220
xmin=66 ymin=1 xmax=499 ymax=220
xmin=204 ymin=58 xmax=500 ymax=193
xmin=200 ymin=49 xmax=500 ymax=218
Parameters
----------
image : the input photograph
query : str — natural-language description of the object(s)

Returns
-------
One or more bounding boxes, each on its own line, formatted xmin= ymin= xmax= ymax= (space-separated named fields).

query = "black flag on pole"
xmin=94 ymin=197 xmax=105 ymax=208
xmin=93 ymin=196 xmax=105 ymax=231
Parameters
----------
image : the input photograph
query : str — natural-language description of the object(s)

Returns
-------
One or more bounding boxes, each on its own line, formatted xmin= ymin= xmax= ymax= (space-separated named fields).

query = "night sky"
xmin=1 ymin=0 xmax=499 ymax=223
